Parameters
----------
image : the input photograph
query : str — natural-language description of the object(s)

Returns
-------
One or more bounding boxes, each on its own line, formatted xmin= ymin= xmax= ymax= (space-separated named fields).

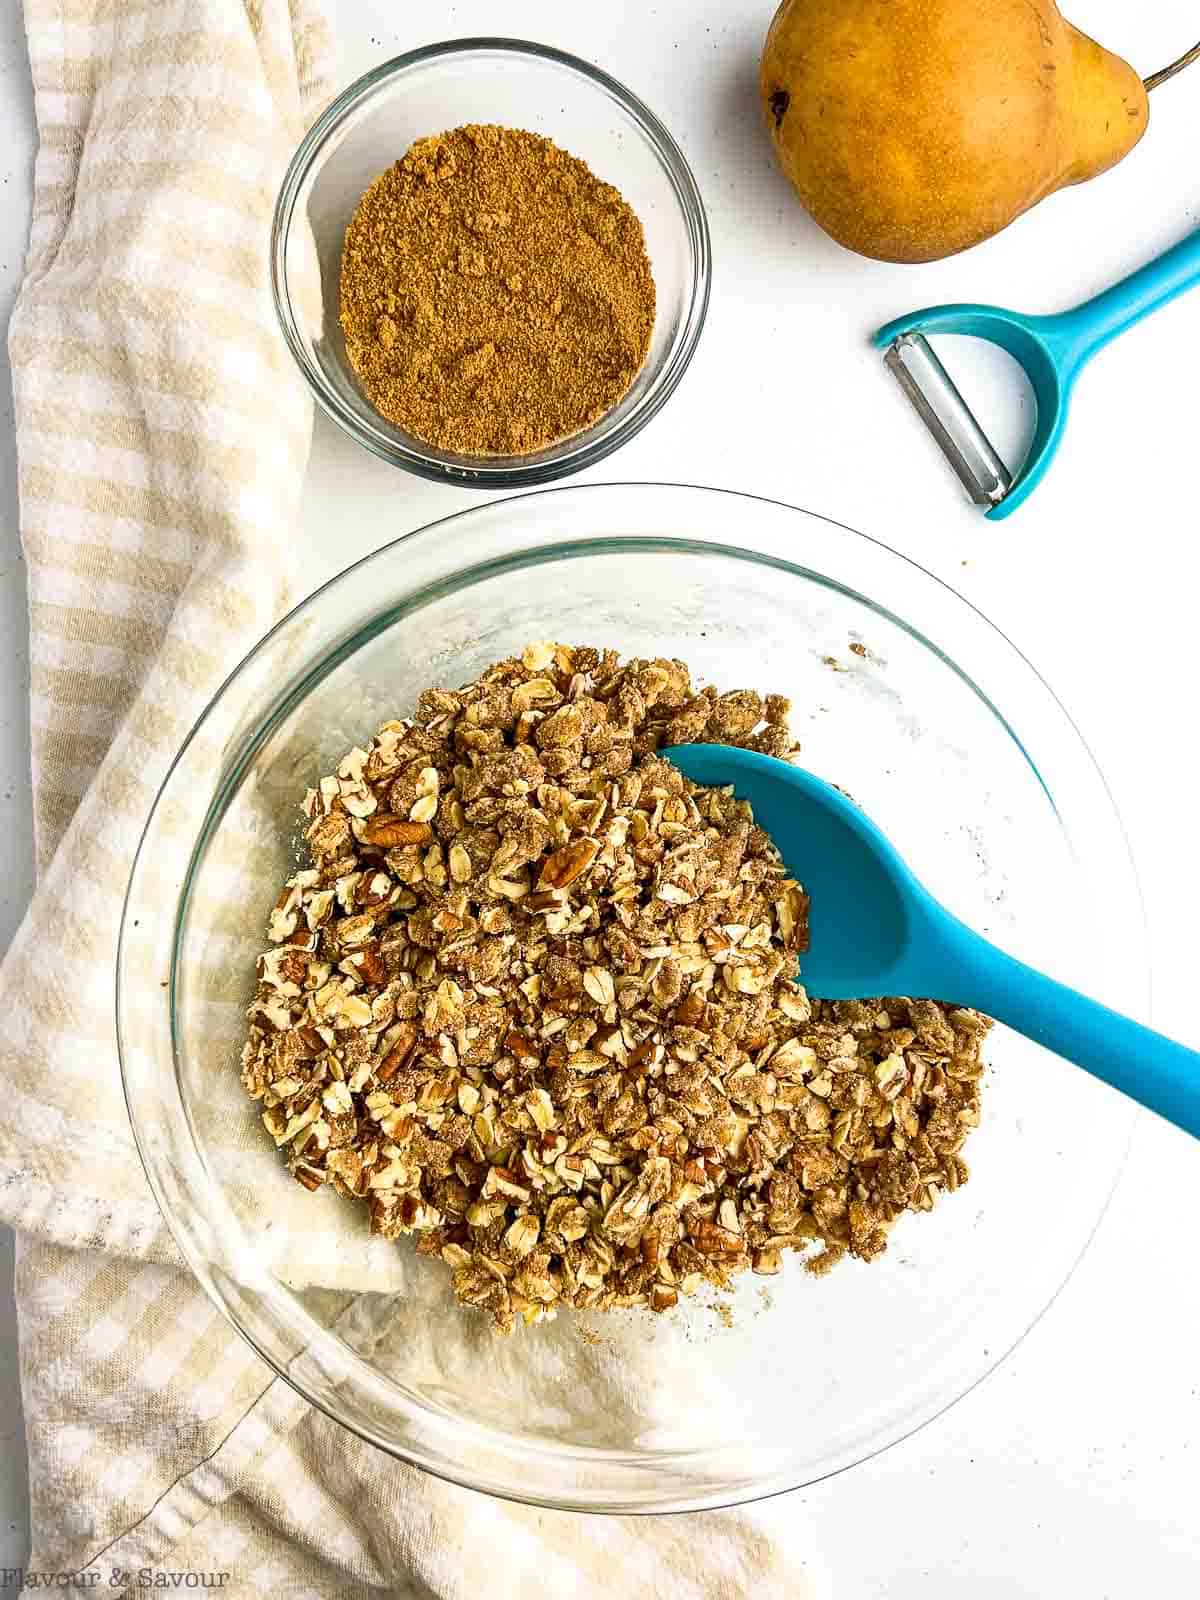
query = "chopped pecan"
xmin=243 ymin=643 xmax=987 ymax=1336
xmin=362 ymin=816 xmax=433 ymax=847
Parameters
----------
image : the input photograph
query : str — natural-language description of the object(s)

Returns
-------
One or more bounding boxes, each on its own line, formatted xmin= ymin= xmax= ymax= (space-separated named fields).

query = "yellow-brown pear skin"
xmin=760 ymin=0 xmax=1149 ymax=263
xmin=1057 ymin=24 xmax=1148 ymax=187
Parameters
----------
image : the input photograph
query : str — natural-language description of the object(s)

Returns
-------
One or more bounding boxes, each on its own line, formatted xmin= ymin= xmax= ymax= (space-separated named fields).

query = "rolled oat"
xmin=240 ymin=645 xmax=988 ymax=1333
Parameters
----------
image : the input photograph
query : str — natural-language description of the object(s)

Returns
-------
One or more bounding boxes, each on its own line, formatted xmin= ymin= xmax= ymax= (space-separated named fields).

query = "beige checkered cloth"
xmin=0 ymin=1 xmax=812 ymax=1591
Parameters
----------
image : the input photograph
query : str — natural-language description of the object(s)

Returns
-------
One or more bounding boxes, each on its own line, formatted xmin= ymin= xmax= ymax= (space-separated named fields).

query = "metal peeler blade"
xmin=882 ymin=333 xmax=1011 ymax=509
xmin=873 ymin=225 xmax=1200 ymax=518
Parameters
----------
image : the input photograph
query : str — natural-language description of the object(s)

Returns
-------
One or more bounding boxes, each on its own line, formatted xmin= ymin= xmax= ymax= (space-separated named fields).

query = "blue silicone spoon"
xmin=873 ymin=225 xmax=1200 ymax=519
xmin=667 ymin=744 xmax=1200 ymax=1140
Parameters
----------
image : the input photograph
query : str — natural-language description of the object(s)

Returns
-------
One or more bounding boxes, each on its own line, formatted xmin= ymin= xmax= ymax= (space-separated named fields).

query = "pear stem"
xmin=1145 ymin=39 xmax=1200 ymax=92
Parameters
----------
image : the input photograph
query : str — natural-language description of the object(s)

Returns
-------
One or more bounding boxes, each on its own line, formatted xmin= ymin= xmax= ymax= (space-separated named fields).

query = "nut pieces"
xmin=240 ymin=645 xmax=988 ymax=1333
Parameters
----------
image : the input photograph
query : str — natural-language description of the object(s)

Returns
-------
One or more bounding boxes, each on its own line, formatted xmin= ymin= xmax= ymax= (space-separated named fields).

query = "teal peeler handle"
xmin=910 ymin=896 xmax=1200 ymax=1140
xmin=1050 ymin=226 xmax=1200 ymax=367
xmin=873 ymin=226 xmax=1200 ymax=518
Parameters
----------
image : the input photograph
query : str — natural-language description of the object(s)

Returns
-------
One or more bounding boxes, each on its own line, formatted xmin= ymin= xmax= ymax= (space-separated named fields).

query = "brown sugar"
xmin=338 ymin=125 xmax=657 ymax=456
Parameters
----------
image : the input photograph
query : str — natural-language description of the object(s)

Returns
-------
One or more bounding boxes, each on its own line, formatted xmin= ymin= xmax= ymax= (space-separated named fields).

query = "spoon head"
xmin=665 ymin=745 xmax=927 ymax=1000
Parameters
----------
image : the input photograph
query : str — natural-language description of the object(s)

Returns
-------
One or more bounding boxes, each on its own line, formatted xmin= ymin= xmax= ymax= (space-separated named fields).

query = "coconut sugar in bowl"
xmin=340 ymin=126 xmax=657 ymax=458
xmin=271 ymin=39 xmax=711 ymax=487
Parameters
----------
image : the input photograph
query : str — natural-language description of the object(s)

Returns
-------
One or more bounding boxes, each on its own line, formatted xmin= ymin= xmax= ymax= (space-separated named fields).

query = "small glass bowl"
xmin=270 ymin=39 xmax=711 ymax=487
xmin=118 ymin=484 xmax=1142 ymax=1514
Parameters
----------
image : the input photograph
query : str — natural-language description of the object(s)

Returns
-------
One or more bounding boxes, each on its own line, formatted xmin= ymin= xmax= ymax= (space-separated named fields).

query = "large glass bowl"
xmin=118 ymin=484 xmax=1142 ymax=1514
xmin=270 ymin=39 xmax=711 ymax=487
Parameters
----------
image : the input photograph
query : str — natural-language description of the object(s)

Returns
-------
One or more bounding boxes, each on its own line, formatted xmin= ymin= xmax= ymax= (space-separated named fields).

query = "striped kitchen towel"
xmin=0 ymin=0 xmax=817 ymax=1592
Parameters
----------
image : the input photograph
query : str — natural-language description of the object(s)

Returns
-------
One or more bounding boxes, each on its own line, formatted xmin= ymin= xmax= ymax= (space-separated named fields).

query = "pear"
xmin=760 ymin=0 xmax=1152 ymax=263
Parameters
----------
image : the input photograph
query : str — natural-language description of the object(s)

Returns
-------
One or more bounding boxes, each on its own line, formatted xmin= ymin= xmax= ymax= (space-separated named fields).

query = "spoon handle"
xmin=932 ymin=922 xmax=1200 ymax=1140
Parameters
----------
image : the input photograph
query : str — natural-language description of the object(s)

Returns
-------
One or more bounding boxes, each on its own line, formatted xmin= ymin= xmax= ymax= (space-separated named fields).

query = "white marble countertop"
xmin=2 ymin=0 xmax=1199 ymax=1590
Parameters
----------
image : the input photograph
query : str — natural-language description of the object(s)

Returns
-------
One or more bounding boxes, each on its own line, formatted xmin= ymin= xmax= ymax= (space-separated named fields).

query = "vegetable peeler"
xmin=873 ymin=226 xmax=1200 ymax=519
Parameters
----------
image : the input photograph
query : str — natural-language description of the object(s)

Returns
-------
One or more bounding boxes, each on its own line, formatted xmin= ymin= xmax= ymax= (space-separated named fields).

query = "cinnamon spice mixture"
xmin=241 ymin=646 xmax=988 ymax=1335
xmin=339 ymin=126 xmax=656 ymax=455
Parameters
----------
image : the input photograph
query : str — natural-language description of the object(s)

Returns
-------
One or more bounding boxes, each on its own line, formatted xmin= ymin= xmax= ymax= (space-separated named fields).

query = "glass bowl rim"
xmin=117 ymin=480 xmax=1146 ymax=1514
xmin=269 ymin=37 xmax=713 ymax=488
